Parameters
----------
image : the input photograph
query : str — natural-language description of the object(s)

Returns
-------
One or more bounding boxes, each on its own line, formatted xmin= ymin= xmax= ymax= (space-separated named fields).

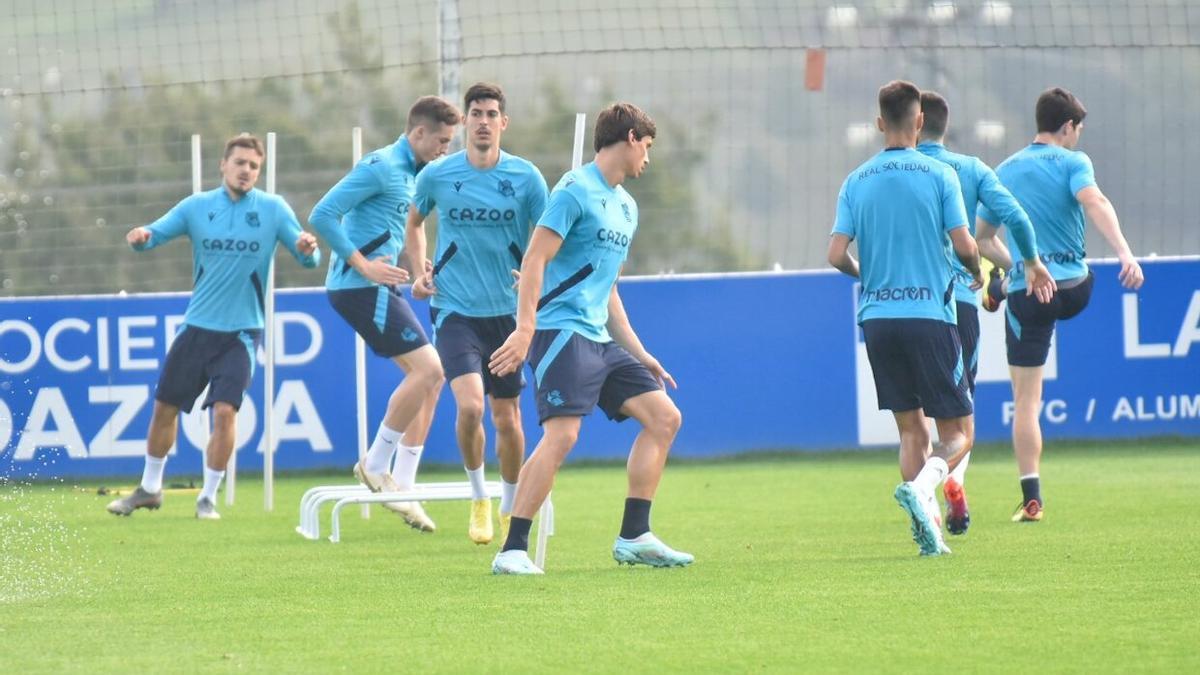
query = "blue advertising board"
xmin=1 ymin=259 xmax=1196 ymax=479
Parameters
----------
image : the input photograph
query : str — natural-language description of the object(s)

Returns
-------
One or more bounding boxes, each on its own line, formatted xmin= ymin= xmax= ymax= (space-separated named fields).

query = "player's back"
xmin=917 ymin=143 xmax=986 ymax=232
xmin=993 ymin=143 xmax=1092 ymax=282
xmin=835 ymin=148 xmax=965 ymax=324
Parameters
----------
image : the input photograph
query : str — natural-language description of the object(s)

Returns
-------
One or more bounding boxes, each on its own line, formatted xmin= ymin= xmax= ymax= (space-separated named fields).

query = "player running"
xmin=406 ymin=82 xmax=549 ymax=545
xmin=917 ymin=91 xmax=1054 ymax=535
xmin=309 ymin=96 xmax=461 ymax=531
xmin=107 ymin=134 xmax=321 ymax=520
xmin=829 ymin=81 xmax=984 ymax=556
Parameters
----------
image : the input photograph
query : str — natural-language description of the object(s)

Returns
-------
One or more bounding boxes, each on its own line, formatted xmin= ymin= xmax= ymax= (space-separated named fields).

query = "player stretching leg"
xmin=976 ymin=88 xmax=1143 ymax=521
xmin=489 ymin=103 xmax=692 ymax=574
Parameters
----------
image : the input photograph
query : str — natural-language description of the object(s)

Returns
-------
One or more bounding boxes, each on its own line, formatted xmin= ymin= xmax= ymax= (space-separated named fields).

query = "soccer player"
xmin=309 ymin=96 xmax=461 ymax=532
xmin=827 ymin=81 xmax=983 ymax=556
xmin=976 ymin=87 xmax=1144 ymax=522
xmin=916 ymin=91 xmax=1055 ymax=535
xmin=487 ymin=103 xmax=692 ymax=575
xmin=107 ymin=134 xmax=321 ymax=520
xmin=405 ymin=83 xmax=549 ymax=545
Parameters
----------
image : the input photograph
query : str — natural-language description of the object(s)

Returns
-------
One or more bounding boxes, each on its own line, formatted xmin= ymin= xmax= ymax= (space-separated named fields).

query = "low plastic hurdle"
xmin=297 ymin=482 xmax=556 ymax=568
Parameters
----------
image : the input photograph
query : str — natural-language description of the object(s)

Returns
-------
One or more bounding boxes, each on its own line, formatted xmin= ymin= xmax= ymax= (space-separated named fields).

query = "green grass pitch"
xmin=2 ymin=440 xmax=1197 ymax=673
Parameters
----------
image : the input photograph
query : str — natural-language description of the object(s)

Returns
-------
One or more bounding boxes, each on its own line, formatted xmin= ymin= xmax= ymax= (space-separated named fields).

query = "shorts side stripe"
xmin=534 ymin=329 xmax=574 ymax=388
xmin=953 ymin=351 xmax=964 ymax=389
xmin=238 ymin=331 xmax=257 ymax=379
xmin=1006 ymin=305 xmax=1022 ymax=340
xmin=372 ymin=286 xmax=389 ymax=334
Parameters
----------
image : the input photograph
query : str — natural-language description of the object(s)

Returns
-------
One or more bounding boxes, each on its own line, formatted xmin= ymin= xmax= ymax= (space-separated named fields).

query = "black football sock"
xmin=619 ymin=498 xmax=652 ymax=540
xmin=1020 ymin=476 xmax=1042 ymax=505
xmin=502 ymin=517 xmax=533 ymax=552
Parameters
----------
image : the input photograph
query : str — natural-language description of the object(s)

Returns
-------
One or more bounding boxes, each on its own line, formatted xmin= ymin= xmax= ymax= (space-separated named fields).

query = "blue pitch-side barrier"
xmin=1 ymin=258 xmax=1197 ymax=479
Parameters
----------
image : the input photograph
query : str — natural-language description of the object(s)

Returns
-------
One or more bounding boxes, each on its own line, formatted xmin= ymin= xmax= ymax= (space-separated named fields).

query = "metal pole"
xmin=572 ymin=113 xmax=587 ymax=169
xmin=535 ymin=113 xmax=586 ymax=570
xmin=190 ymin=134 xmax=211 ymax=483
xmin=438 ymin=0 xmax=463 ymax=152
xmin=351 ymin=127 xmax=370 ymax=520
xmin=262 ymin=131 xmax=278 ymax=510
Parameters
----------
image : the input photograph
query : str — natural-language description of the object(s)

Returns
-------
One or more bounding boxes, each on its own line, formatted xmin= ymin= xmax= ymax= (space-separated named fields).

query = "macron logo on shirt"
xmin=862 ymin=286 xmax=933 ymax=303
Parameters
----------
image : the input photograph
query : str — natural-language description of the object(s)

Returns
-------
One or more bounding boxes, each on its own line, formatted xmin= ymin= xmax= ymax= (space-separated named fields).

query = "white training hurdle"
xmin=297 ymin=482 xmax=556 ymax=567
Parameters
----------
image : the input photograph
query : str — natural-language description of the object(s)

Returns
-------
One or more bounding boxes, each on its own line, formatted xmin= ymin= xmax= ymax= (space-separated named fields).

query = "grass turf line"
xmin=1 ymin=441 xmax=1197 ymax=673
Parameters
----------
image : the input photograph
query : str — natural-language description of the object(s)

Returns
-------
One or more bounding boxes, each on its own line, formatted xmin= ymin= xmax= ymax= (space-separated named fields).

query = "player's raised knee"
xmin=650 ymin=401 xmax=683 ymax=440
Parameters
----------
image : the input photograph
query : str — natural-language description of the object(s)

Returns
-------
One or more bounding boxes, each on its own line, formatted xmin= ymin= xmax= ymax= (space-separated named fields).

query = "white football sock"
xmin=949 ymin=451 xmax=970 ymax=485
xmin=466 ymin=464 xmax=488 ymax=500
xmin=140 ymin=455 xmax=167 ymax=494
xmin=392 ymin=440 xmax=423 ymax=491
xmin=913 ymin=456 xmax=948 ymax=495
xmin=500 ymin=480 xmax=518 ymax=515
xmin=365 ymin=424 xmax=402 ymax=475
xmin=199 ymin=467 xmax=224 ymax=503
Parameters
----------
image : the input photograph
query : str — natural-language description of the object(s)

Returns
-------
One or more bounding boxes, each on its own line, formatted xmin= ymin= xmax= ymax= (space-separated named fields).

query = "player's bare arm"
xmin=606 ymin=280 xmax=676 ymax=389
xmin=948 ymin=225 xmax=983 ymax=289
xmin=826 ymin=233 xmax=860 ymax=278
xmin=405 ymin=206 xmax=436 ymax=299
xmin=1077 ymin=185 xmax=1144 ymax=290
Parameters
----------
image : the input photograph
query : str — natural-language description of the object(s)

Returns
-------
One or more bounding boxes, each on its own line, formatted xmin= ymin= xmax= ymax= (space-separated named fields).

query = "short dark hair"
xmin=919 ymin=91 xmax=949 ymax=140
xmin=463 ymin=82 xmax=506 ymax=114
xmin=223 ymin=134 xmax=264 ymax=159
xmin=878 ymin=80 xmax=921 ymax=130
xmin=593 ymin=102 xmax=656 ymax=152
xmin=1035 ymin=87 xmax=1087 ymax=133
xmin=406 ymin=95 xmax=462 ymax=132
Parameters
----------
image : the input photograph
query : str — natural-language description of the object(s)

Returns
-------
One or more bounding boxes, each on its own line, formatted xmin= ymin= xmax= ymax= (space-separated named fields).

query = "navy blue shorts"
xmin=862 ymin=318 xmax=972 ymax=419
xmin=955 ymin=301 xmax=980 ymax=395
xmin=527 ymin=329 xmax=662 ymax=424
xmin=1006 ymin=271 xmax=1094 ymax=367
xmin=327 ymin=286 xmax=429 ymax=357
xmin=155 ymin=325 xmax=260 ymax=413
xmin=431 ymin=308 xmax=524 ymax=399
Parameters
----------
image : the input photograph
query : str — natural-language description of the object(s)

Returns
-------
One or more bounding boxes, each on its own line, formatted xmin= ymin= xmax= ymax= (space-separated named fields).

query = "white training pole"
xmin=571 ymin=113 xmax=586 ymax=169
xmin=262 ymin=131 xmax=278 ymax=511
xmin=191 ymin=134 xmax=202 ymax=194
xmin=191 ymin=134 xmax=212 ymax=483
xmin=535 ymin=113 xmax=586 ymax=570
xmin=351 ymin=127 xmax=370 ymax=520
